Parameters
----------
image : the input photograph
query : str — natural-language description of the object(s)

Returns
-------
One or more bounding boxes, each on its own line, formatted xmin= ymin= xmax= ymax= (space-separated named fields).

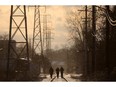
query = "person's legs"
xmin=50 ymin=74 xmax=52 ymax=78
xmin=61 ymin=72 xmax=63 ymax=78
xmin=57 ymin=72 xmax=59 ymax=78
xmin=56 ymin=73 xmax=57 ymax=78
xmin=52 ymin=73 xmax=53 ymax=77
xmin=51 ymin=74 xmax=53 ymax=78
xmin=58 ymin=73 xmax=59 ymax=78
xmin=62 ymin=72 xmax=63 ymax=78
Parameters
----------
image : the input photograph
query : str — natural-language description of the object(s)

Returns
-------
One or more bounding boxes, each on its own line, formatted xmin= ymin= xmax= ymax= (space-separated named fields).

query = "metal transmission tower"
xmin=7 ymin=5 xmax=29 ymax=80
xmin=43 ymin=7 xmax=52 ymax=56
xmin=32 ymin=6 xmax=43 ymax=56
xmin=32 ymin=6 xmax=43 ymax=70
xmin=43 ymin=6 xmax=47 ymax=52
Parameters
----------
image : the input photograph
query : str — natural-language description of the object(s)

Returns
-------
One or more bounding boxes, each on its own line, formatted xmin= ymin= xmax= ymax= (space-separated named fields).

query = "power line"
xmin=96 ymin=6 xmax=116 ymax=26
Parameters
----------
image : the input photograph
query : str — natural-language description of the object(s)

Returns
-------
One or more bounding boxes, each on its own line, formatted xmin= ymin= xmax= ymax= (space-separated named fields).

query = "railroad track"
xmin=50 ymin=76 xmax=68 ymax=82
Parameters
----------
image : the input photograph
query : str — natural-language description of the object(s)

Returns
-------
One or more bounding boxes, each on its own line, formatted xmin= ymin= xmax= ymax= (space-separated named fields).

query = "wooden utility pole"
xmin=92 ymin=6 xmax=96 ymax=74
xmin=105 ymin=6 xmax=110 ymax=80
xmin=85 ymin=5 xmax=88 ymax=77
xmin=78 ymin=6 xmax=89 ymax=79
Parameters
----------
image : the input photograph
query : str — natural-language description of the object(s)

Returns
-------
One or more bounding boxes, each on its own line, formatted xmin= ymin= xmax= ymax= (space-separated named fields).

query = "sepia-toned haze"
xmin=0 ymin=6 xmax=81 ymax=49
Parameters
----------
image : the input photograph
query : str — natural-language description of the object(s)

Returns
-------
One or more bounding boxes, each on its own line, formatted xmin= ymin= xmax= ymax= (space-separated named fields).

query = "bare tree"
xmin=65 ymin=6 xmax=88 ymax=54
xmin=0 ymin=32 xmax=9 ymax=40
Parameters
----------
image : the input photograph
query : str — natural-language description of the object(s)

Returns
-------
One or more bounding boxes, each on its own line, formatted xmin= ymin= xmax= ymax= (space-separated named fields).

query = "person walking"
xmin=56 ymin=67 xmax=60 ymax=78
xmin=60 ymin=67 xmax=64 ymax=78
xmin=49 ymin=67 xmax=54 ymax=79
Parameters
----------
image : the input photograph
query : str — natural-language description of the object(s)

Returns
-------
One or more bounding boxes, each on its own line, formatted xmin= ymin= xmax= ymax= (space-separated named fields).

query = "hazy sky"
xmin=0 ymin=6 xmax=79 ymax=50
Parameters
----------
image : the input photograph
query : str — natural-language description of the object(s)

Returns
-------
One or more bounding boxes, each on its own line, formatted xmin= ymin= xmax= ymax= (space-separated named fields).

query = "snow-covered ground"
xmin=41 ymin=73 xmax=81 ymax=82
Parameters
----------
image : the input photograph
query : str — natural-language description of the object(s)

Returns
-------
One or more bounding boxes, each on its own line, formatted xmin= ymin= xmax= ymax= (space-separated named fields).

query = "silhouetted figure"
xmin=60 ymin=67 xmax=64 ymax=78
xmin=56 ymin=67 xmax=60 ymax=78
xmin=49 ymin=67 xmax=54 ymax=79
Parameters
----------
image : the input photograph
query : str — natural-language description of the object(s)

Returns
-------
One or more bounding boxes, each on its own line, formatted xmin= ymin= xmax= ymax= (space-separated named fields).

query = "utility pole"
xmin=78 ymin=6 xmax=89 ymax=80
xmin=66 ymin=47 xmax=69 ymax=73
xmin=92 ymin=6 xmax=96 ymax=74
xmin=85 ymin=5 xmax=89 ymax=77
xmin=105 ymin=6 xmax=110 ymax=80
xmin=7 ymin=5 xmax=29 ymax=80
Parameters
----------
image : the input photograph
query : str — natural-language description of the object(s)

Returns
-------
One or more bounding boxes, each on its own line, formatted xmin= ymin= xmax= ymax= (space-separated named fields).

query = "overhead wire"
xmin=106 ymin=9 xmax=116 ymax=23
xmin=106 ymin=10 xmax=116 ymax=26
xmin=97 ymin=6 xmax=116 ymax=26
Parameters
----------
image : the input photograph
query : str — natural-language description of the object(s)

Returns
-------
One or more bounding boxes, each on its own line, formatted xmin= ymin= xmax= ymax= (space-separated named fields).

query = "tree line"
xmin=65 ymin=6 xmax=116 ymax=81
